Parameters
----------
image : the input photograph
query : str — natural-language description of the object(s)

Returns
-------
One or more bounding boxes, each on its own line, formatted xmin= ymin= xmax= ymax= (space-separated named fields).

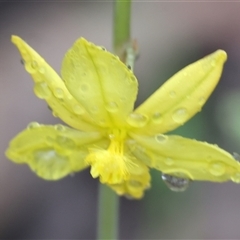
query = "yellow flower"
xmin=6 ymin=36 xmax=240 ymax=199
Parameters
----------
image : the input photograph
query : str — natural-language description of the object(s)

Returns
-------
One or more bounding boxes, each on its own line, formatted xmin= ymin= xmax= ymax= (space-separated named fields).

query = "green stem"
xmin=97 ymin=184 xmax=119 ymax=240
xmin=97 ymin=1 xmax=132 ymax=240
xmin=113 ymin=0 xmax=131 ymax=56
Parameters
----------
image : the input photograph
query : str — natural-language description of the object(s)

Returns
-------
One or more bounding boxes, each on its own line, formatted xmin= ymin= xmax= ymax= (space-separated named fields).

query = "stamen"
xmin=86 ymin=129 xmax=134 ymax=184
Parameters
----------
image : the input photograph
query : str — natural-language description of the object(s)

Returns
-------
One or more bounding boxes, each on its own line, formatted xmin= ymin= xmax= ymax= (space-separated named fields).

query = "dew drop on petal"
xmin=52 ymin=111 xmax=58 ymax=118
xmin=152 ymin=112 xmax=163 ymax=124
xmin=209 ymin=162 xmax=226 ymax=176
xmin=73 ymin=104 xmax=84 ymax=115
xmin=38 ymin=67 xmax=45 ymax=74
xmin=80 ymin=83 xmax=89 ymax=92
xmin=130 ymin=75 xmax=137 ymax=83
xmin=162 ymin=173 xmax=190 ymax=192
xmin=120 ymin=97 xmax=127 ymax=102
xmin=164 ymin=157 xmax=174 ymax=166
xmin=169 ymin=91 xmax=176 ymax=98
xmin=34 ymin=82 xmax=51 ymax=99
xmin=69 ymin=76 xmax=76 ymax=82
xmin=105 ymin=102 xmax=119 ymax=113
xmin=198 ymin=97 xmax=205 ymax=105
xmin=54 ymin=124 xmax=66 ymax=131
xmin=27 ymin=122 xmax=40 ymax=129
xmin=155 ymin=134 xmax=168 ymax=143
xmin=53 ymin=88 xmax=64 ymax=98
xmin=126 ymin=113 xmax=148 ymax=128
xmin=56 ymin=136 xmax=76 ymax=150
xmin=231 ymin=173 xmax=240 ymax=183
xmin=90 ymin=105 xmax=99 ymax=113
xmin=25 ymin=60 xmax=37 ymax=73
xmin=172 ymin=108 xmax=188 ymax=124
xmin=31 ymin=60 xmax=38 ymax=69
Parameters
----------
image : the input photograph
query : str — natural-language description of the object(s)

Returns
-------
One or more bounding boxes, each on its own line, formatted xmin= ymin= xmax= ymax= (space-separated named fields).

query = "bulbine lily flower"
xmin=6 ymin=36 xmax=240 ymax=199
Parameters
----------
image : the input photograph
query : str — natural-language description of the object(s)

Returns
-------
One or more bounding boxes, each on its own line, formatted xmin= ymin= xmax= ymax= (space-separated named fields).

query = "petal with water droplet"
xmin=132 ymin=50 xmax=227 ymax=135
xmin=11 ymin=35 xmax=98 ymax=131
xmin=129 ymin=133 xmax=240 ymax=182
xmin=61 ymin=38 xmax=138 ymax=128
xmin=5 ymin=124 xmax=104 ymax=180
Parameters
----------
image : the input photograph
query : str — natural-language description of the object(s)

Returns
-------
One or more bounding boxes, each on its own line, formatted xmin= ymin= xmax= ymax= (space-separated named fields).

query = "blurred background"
xmin=1 ymin=1 xmax=240 ymax=239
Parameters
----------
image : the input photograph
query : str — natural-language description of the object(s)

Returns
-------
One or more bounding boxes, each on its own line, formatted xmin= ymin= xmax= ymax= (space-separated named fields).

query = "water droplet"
xmin=34 ymin=82 xmax=51 ymax=99
xmin=127 ymin=113 xmax=148 ymax=128
xmin=172 ymin=108 xmax=188 ymax=124
xmin=120 ymin=97 xmax=126 ymax=102
xmin=169 ymin=91 xmax=176 ymax=98
xmin=198 ymin=97 xmax=205 ymax=105
xmin=54 ymin=124 xmax=65 ymax=131
xmin=52 ymin=111 xmax=58 ymax=118
xmin=105 ymin=102 xmax=119 ymax=113
xmin=164 ymin=157 xmax=174 ymax=166
xmin=130 ymin=75 xmax=137 ymax=83
xmin=25 ymin=61 xmax=37 ymax=73
xmin=90 ymin=105 xmax=99 ymax=113
xmin=209 ymin=162 xmax=226 ymax=176
xmin=231 ymin=173 xmax=240 ymax=183
xmin=109 ymin=134 xmax=115 ymax=140
xmin=111 ymin=56 xmax=119 ymax=64
xmin=73 ymin=105 xmax=84 ymax=115
xmin=38 ymin=67 xmax=45 ymax=74
xmin=233 ymin=152 xmax=240 ymax=162
xmin=53 ymin=88 xmax=64 ymax=98
xmin=101 ymin=47 xmax=106 ymax=51
xmin=27 ymin=122 xmax=40 ymax=129
xmin=56 ymin=136 xmax=76 ymax=150
xmin=80 ymin=83 xmax=89 ymax=92
xmin=69 ymin=76 xmax=76 ymax=82
xmin=151 ymin=112 xmax=163 ymax=124
xmin=162 ymin=173 xmax=190 ymax=192
xmin=155 ymin=134 xmax=168 ymax=143
xmin=31 ymin=60 xmax=38 ymax=69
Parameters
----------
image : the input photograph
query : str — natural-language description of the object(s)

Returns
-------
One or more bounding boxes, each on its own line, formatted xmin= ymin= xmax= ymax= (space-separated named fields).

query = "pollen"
xmin=86 ymin=129 xmax=133 ymax=184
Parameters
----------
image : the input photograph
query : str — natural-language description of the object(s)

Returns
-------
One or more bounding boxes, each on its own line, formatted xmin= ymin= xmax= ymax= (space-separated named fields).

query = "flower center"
xmin=86 ymin=129 xmax=133 ymax=184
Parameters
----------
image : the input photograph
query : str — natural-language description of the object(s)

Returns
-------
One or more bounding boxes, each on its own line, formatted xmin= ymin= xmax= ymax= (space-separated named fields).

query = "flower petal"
xmin=128 ymin=133 xmax=240 ymax=183
xmin=5 ymin=123 xmax=104 ymax=180
xmin=61 ymin=38 xmax=138 ymax=128
xmin=107 ymin=169 xmax=151 ymax=199
xmin=132 ymin=50 xmax=227 ymax=135
xmin=11 ymin=36 xmax=99 ymax=131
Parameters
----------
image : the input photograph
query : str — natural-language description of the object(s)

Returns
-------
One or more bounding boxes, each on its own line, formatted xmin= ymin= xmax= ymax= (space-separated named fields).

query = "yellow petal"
xmin=11 ymin=35 xmax=99 ymax=132
xmin=132 ymin=50 xmax=227 ymax=135
xmin=5 ymin=123 xmax=104 ymax=180
xmin=61 ymin=38 xmax=138 ymax=128
xmin=128 ymin=133 xmax=240 ymax=183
